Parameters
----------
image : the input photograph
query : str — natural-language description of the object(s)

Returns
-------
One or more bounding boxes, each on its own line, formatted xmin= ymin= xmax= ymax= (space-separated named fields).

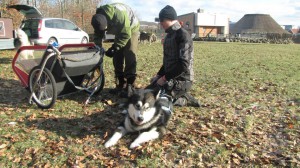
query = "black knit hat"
xmin=159 ymin=5 xmax=177 ymax=22
xmin=91 ymin=14 xmax=107 ymax=32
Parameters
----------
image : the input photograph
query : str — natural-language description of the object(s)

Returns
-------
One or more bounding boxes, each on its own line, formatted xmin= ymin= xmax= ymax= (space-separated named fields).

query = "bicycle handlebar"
xmin=49 ymin=45 xmax=61 ymax=56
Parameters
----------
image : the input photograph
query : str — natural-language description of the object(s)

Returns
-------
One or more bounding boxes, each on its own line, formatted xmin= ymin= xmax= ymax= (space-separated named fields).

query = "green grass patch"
xmin=0 ymin=42 xmax=299 ymax=167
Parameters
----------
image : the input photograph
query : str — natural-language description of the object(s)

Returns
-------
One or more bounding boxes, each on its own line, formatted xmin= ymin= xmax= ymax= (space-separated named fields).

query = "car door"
xmin=62 ymin=20 xmax=82 ymax=43
xmin=50 ymin=19 xmax=69 ymax=44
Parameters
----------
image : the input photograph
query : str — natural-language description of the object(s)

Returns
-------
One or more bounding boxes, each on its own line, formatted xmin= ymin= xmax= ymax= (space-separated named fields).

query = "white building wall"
xmin=195 ymin=13 xmax=215 ymax=26
xmin=195 ymin=13 xmax=229 ymax=34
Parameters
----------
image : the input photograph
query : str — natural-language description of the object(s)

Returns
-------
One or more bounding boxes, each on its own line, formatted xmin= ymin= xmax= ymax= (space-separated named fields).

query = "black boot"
xmin=184 ymin=93 xmax=201 ymax=107
xmin=119 ymin=76 xmax=136 ymax=98
xmin=126 ymin=76 xmax=136 ymax=86
xmin=109 ymin=77 xmax=126 ymax=95
xmin=173 ymin=97 xmax=188 ymax=107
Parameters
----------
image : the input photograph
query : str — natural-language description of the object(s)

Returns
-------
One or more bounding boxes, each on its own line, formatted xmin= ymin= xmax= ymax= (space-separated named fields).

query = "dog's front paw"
xmin=104 ymin=140 xmax=116 ymax=148
xmin=129 ymin=142 xmax=141 ymax=149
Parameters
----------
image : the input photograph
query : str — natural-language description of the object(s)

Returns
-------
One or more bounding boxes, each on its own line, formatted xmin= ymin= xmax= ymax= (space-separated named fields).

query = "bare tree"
xmin=57 ymin=0 xmax=64 ymax=18
xmin=3 ymin=0 xmax=103 ymax=32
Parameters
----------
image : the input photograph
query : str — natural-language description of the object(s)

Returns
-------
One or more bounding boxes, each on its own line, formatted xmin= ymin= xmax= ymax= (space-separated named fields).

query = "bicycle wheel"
xmin=29 ymin=66 xmax=57 ymax=109
xmin=81 ymin=67 xmax=105 ymax=95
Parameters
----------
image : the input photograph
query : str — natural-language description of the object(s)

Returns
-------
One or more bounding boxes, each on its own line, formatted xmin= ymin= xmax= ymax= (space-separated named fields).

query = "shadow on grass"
xmin=58 ymin=88 xmax=117 ymax=105
xmin=0 ymin=77 xmax=30 ymax=106
xmin=0 ymin=77 xmax=102 ymax=108
xmin=0 ymin=75 xmax=125 ymax=137
xmin=25 ymin=109 xmax=123 ymax=139
xmin=0 ymin=74 xmax=118 ymax=108
xmin=0 ymin=57 xmax=12 ymax=64
xmin=291 ymin=98 xmax=300 ymax=106
xmin=25 ymin=88 xmax=125 ymax=138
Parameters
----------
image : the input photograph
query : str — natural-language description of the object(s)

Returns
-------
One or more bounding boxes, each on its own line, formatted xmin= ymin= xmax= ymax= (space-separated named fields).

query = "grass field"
xmin=0 ymin=42 xmax=299 ymax=167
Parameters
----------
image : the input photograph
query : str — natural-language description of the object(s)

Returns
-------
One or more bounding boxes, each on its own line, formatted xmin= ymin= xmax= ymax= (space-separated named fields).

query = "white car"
xmin=9 ymin=4 xmax=89 ymax=45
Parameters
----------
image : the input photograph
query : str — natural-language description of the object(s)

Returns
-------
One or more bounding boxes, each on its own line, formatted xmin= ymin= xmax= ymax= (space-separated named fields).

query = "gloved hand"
xmin=105 ymin=45 xmax=119 ymax=58
xmin=150 ymin=75 xmax=160 ymax=84
xmin=156 ymin=75 xmax=167 ymax=86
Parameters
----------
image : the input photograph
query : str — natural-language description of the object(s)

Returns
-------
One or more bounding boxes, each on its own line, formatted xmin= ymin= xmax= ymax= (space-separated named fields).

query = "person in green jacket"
xmin=91 ymin=3 xmax=140 ymax=95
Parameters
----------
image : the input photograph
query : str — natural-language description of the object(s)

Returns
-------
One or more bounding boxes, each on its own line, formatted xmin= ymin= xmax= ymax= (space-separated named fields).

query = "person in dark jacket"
xmin=91 ymin=3 xmax=140 ymax=95
xmin=147 ymin=5 xmax=200 ymax=107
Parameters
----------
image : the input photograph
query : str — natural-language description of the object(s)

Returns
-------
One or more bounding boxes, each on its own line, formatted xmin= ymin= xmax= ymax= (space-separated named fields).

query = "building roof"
xmin=178 ymin=12 xmax=195 ymax=17
xmin=289 ymin=29 xmax=299 ymax=34
xmin=231 ymin=14 xmax=289 ymax=34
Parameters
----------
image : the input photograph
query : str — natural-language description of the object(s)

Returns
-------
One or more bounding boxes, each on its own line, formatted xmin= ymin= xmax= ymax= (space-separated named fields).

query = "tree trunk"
xmin=57 ymin=0 xmax=64 ymax=18
xmin=81 ymin=0 xmax=84 ymax=30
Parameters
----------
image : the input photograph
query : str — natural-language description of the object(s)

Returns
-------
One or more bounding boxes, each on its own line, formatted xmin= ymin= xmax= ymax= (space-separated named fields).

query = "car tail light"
xmin=38 ymin=20 xmax=42 ymax=31
xmin=38 ymin=20 xmax=42 ymax=38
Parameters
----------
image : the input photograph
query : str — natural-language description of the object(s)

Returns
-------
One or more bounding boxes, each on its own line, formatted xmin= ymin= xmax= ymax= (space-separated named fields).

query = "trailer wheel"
xmin=29 ymin=66 xmax=57 ymax=109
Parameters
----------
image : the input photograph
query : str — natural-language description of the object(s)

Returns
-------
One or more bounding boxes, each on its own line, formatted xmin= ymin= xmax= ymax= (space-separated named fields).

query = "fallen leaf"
xmin=0 ymin=144 xmax=7 ymax=149
xmin=39 ymin=135 xmax=47 ymax=141
xmin=212 ymin=132 xmax=222 ymax=139
xmin=135 ymin=84 xmax=143 ymax=89
xmin=288 ymin=123 xmax=294 ymax=129
xmin=106 ymin=100 xmax=114 ymax=106
xmin=8 ymin=122 xmax=17 ymax=126
xmin=130 ymin=154 xmax=137 ymax=160
xmin=232 ymin=153 xmax=242 ymax=160
xmin=233 ymin=158 xmax=240 ymax=165
xmin=13 ymin=157 xmax=21 ymax=163
xmin=103 ymin=132 xmax=108 ymax=139
xmin=236 ymin=143 xmax=241 ymax=148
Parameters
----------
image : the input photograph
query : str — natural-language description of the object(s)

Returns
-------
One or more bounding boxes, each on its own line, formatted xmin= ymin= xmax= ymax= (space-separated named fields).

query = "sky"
xmin=103 ymin=0 xmax=300 ymax=26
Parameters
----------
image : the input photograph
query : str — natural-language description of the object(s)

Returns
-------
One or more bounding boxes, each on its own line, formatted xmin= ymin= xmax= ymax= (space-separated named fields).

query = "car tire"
xmin=47 ymin=37 xmax=57 ymax=45
xmin=81 ymin=37 xmax=88 ymax=44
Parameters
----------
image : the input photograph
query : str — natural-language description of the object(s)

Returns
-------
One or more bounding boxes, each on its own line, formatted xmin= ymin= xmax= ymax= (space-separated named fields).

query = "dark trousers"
xmin=113 ymin=31 xmax=139 ymax=84
xmin=146 ymin=79 xmax=193 ymax=100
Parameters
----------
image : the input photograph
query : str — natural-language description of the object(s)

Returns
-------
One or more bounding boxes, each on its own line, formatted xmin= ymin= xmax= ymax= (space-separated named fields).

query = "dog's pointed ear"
xmin=155 ymin=90 xmax=161 ymax=99
xmin=152 ymin=87 xmax=161 ymax=99
xmin=127 ymin=84 xmax=135 ymax=97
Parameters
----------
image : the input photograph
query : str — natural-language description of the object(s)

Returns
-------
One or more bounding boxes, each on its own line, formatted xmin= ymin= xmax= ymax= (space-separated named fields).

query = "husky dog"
xmin=104 ymin=86 xmax=173 ymax=148
xmin=15 ymin=28 xmax=34 ymax=59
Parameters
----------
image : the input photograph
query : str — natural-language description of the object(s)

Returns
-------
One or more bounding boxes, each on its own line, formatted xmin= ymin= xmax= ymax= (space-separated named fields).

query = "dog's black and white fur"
xmin=15 ymin=28 xmax=34 ymax=59
xmin=104 ymin=86 xmax=173 ymax=148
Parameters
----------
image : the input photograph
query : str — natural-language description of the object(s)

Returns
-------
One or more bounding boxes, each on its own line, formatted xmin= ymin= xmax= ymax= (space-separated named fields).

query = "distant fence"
xmin=90 ymin=32 xmax=296 ymax=45
xmin=292 ymin=34 xmax=300 ymax=44
xmin=194 ymin=33 xmax=294 ymax=44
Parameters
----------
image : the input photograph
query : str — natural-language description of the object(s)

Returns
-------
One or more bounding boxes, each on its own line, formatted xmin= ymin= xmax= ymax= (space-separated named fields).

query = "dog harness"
xmin=158 ymin=90 xmax=173 ymax=115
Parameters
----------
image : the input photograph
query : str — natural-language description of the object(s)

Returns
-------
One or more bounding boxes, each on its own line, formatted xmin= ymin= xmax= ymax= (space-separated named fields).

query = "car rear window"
xmin=22 ymin=19 xmax=39 ymax=29
xmin=21 ymin=19 xmax=39 ymax=38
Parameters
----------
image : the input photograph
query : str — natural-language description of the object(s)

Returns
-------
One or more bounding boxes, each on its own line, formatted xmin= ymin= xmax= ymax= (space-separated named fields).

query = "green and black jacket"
xmin=94 ymin=3 xmax=140 ymax=48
